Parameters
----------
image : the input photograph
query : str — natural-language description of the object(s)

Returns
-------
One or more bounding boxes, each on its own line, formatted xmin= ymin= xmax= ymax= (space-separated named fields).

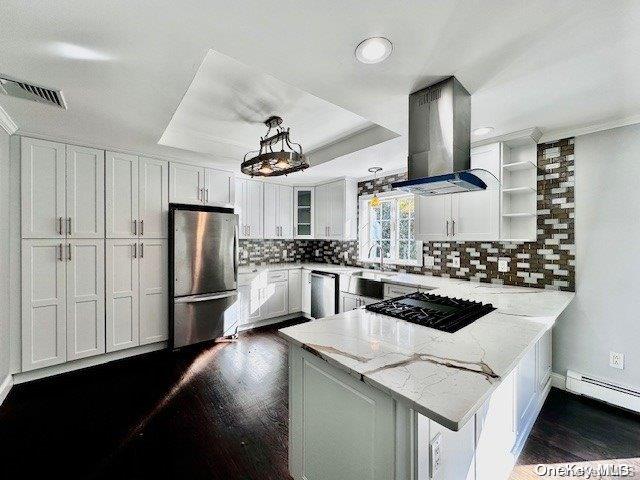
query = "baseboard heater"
xmin=566 ymin=370 xmax=640 ymax=413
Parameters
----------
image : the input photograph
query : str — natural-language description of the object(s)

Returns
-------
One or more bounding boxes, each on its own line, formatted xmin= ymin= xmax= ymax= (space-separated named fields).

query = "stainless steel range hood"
xmin=392 ymin=76 xmax=497 ymax=196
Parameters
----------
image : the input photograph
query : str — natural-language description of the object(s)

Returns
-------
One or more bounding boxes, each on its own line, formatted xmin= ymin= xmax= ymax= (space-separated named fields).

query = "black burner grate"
xmin=365 ymin=292 xmax=495 ymax=333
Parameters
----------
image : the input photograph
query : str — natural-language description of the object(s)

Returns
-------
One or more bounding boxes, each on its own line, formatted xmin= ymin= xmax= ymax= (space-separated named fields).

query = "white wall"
xmin=554 ymin=124 xmax=640 ymax=390
xmin=0 ymin=128 xmax=11 ymax=384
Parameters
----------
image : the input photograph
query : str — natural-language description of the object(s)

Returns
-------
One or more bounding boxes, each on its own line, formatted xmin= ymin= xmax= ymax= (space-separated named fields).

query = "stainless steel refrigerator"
xmin=169 ymin=204 xmax=239 ymax=349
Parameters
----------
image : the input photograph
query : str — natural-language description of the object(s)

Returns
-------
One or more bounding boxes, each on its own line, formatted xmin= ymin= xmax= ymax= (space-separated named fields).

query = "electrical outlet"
xmin=610 ymin=351 xmax=625 ymax=370
xmin=343 ymin=251 xmax=349 ymax=261
xmin=498 ymin=259 xmax=509 ymax=272
xmin=451 ymin=257 xmax=460 ymax=268
xmin=430 ymin=432 xmax=442 ymax=478
xmin=424 ymin=255 xmax=435 ymax=268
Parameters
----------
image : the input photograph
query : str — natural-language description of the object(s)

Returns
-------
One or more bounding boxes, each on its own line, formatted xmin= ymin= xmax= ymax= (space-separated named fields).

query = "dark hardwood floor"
xmin=1 ymin=320 xmax=639 ymax=479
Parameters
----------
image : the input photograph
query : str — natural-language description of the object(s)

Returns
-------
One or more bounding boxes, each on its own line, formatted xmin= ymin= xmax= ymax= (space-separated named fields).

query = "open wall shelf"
xmin=500 ymin=143 xmax=538 ymax=241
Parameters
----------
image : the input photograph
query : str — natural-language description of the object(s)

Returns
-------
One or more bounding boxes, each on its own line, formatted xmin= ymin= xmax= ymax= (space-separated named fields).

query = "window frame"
xmin=358 ymin=191 xmax=423 ymax=267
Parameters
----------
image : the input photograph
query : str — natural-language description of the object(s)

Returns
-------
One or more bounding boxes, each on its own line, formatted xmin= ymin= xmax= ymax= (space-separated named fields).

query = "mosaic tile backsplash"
xmin=239 ymin=139 xmax=575 ymax=291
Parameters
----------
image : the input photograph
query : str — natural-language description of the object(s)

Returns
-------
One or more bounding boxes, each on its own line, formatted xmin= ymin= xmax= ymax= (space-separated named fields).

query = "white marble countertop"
xmin=278 ymin=273 xmax=574 ymax=431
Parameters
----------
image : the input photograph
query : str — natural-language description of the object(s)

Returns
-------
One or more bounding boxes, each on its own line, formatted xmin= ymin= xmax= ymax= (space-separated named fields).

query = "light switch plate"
xmin=610 ymin=351 xmax=624 ymax=370
xmin=498 ymin=259 xmax=509 ymax=272
xmin=430 ymin=432 xmax=442 ymax=478
xmin=424 ymin=255 xmax=435 ymax=268
xmin=451 ymin=257 xmax=460 ymax=268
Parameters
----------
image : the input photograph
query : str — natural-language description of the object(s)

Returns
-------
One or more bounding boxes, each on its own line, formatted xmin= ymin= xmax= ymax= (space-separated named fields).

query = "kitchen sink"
xmin=346 ymin=271 xmax=385 ymax=299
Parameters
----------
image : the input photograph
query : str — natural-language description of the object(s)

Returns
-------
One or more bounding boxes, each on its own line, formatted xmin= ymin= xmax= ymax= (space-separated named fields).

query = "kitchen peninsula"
xmin=280 ymin=275 xmax=574 ymax=480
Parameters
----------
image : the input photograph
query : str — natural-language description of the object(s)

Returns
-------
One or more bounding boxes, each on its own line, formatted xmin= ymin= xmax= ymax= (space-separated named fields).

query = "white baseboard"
xmin=550 ymin=372 xmax=566 ymax=390
xmin=513 ymin=379 xmax=552 ymax=458
xmin=0 ymin=374 xmax=13 ymax=407
xmin=566 ymin=370 xmax=640 ymax=413
xmin=14 ymin=342 xmax=167 ymax=384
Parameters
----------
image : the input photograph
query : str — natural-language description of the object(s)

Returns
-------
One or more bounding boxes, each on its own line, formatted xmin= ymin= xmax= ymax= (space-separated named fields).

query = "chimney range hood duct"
xmin=392 ymin=76 xmax=498 ymax=196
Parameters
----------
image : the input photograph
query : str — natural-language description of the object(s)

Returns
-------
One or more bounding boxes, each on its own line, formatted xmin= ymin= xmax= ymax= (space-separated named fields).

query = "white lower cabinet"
xmin=288 ymin=270 xmax=302 ymax=313
xmin=302 ymin=269 xmax=311 ymax=315
xmin=262 ymin=280 xmax=289 ymax=318
xmin=106 ymin=239 xmax=168 ymax=353
xmin=21 ymin=239 xmax=105 ymax=371
xmin=340 ymin=292 xmax=377 ymax=312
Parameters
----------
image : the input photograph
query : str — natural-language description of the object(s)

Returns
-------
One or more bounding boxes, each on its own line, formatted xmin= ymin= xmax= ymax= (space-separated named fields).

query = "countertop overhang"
xmin=276 ymin=268 xmax=574 ymax=431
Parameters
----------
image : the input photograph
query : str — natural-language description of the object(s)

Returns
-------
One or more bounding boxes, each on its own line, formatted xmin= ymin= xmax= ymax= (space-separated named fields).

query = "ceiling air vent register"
xmin=0 ymin=75 xmax=67 ymax=109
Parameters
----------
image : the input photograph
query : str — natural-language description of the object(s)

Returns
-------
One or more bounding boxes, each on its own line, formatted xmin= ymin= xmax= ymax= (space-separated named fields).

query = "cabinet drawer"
xmin=383 ymin=283 xmax=419 ymax=299
xmin=268 ymin=270 xmax=288 ymax=283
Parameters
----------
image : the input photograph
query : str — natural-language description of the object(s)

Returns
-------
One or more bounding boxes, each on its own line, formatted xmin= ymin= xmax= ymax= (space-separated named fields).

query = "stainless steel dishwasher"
xmin=310 ymin=270 xmax=339 ymax=318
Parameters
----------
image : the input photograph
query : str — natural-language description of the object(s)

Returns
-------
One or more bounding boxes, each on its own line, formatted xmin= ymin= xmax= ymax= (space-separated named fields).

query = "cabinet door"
xmin=263 ymin=281 xmax=288 ymax=318
xmin=139 ymin=240 xmax=168 ymax=345
xmin=288 ymin=270 xmax=302 ymax=313
xmin=169 ymin=163 xmax=204 ymax=205
xmin=328 ymin=181 xmax=344 ymax=239
xmin=302 ymin=270 xmax=311 ymax=315
xmin=537 ymin=329 xmax=552 ymax=390
xmin=105 ymin=239 xmax=140 ymax=352
xmin=238 ymin=284 xmax=262 ymax=325
xmin=106 ymin=152 xmax=139 ymax=238
xmin=66 ymin=145 xmax=104 ymax=238
xmin=66 ymin=240 xmax=105 ymax=361
xmin=204 ymin=168 xmax=234 ymax=206
xmin=294 ymin=187 xmax=314 ymax=239
xmin=416 ymin=195 xmax=450 ymax=241
xmin=279 ymin=185 xmax=294 ymax=239
xmin=263 ymin=182 xmax=278 ymax=239
xmin=471 ymin=143 xmax=501 ymax=179
xmin=246 ymin=180 xmax=263 ymax=239
xmin=314 ymin=184 xmax=328 ymax=239
xmin=451 ymin=190 xmax=499 ymax=241
xmin=341 ymin=294 xmax=359 ymax=312
xmin=516 ymin=346 xmax=538 ymax=435
xmin=21 ymin=239 xmax=66 ymax=371
xmin=139 ymin=157 xmax=168 ymax=239
xmin=21 ymin=138 xmax=66 ymax=238
xmin=234 ymin=177 xmax=247 ymax=238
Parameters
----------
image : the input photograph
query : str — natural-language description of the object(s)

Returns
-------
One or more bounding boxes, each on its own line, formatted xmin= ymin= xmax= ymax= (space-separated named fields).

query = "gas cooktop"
xmin=365 ymin=292 xmax=496 ymax=333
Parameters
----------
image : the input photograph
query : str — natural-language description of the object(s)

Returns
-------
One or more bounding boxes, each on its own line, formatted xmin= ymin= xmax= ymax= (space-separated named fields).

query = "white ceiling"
xmin=159 ymin=50 xmax=390 ymax=160
xmin=1 ymin=1 xmax=639 ymax=177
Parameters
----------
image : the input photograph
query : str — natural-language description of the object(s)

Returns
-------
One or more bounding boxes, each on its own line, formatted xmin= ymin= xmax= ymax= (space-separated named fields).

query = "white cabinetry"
xmin=302 ymin=269 xmax=311 ymax=315
xmin=105 ymin=239 xmax=168 ymax=352
xmin=314 ymin=179 xmax=357 ymax=240
xmin=21 ymin=239 xmax=105 ymax=371
xmin=169 ymin=163 xmax=234 ymax=207
xmin=22 ymin=138 xmax=104 ymax=239
xmin=264 ymin=183 xmax=293 ymax=239
xmin=294 ymin=187 xmax=314 ymax=238
xmin=263 ymin=280 xmax=289 ymax=318
xmin=107 ymin=153 xmax=168 ymax=239
xmin=235 ymin=177 xmax=263 ymax=239
xmin=339 ymin=292 xmax=377 ymax=312
xmin=288 ymin=270 xmax=302 ymax=313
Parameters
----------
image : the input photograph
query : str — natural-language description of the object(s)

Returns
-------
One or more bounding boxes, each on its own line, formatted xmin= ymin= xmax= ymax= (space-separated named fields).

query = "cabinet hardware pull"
xmin=133 ymin=219 xmax=137 ymax=235
xmin=452 ymin=219 xmax=455 ymax=236
xmin=140 ymin=220 xmax=144 ymax=236
xmin=58 ymin=217 xmax=63 ymax=235
xmin=140 ymin=243 xmax=144 ymax=258
xmin=67 ymin=243 xmax=71 ymax=261
xmin=206 ymin=188 xmax=209 ymax=203
xmin=446 ymin=219 xmax=450 ymax=236
xmin=133 ymin=243 xmax=137 ymax=258
xmin=248 ymin=225 xmax=251 ymax=237
xmin=67 ymin=217 xmax=72 ymax=236
xmin=58 ymin=243 xmax=63 ymax=262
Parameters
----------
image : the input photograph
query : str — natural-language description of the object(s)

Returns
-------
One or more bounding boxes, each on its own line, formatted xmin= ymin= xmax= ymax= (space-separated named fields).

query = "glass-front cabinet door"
xmin=294 ymin=186 xmax=314 ymax=239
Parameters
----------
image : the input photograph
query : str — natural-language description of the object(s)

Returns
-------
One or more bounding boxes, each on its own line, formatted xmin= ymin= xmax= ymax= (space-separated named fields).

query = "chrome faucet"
xmin=367 ymin=241 xmax=384 ymax=271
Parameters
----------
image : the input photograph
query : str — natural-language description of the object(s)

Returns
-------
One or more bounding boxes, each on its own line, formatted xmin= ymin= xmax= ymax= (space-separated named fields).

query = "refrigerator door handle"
xmin=174 ymin=291 xmax=238 ymax=304
xmin=233 ymin=224 xmax=239 ymax=282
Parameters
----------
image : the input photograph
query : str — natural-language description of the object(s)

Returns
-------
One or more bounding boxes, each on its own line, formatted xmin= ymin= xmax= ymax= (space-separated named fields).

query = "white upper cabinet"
xmin=21 ymin=239 xmax=67 ymax=371
xmin=139 ymin=239 xmax=168 ymax=345
xmin=139 ymin=157 xmax=169 ymax=238
xmin=204 ymin=167 xmax=234 ymax=206
xmin=169 ymin=163 xmax=204 ymax=205
xmin=66 ymin=145 xmax=104 ymax=239
xmin=263 ymin=183 xmax=293 ymax=239
xmin=169 ymin=163 xmax=234 ymax=206
xmin=66 ymin=239 xmax=105 ymax=361
xmin=235 ymin=177 xmax=263 ymax=239
xmin=294 ymin=187 xmax=314 ymax=239
xmin=315 ymin=179 xmax=357 ymax=240
xmin=106 ymin=152 xmax=139 ymax=238
xmin=21 ymin=138 xmax=66 ymax=238
xmin=416 ymin=144 xmax=501 ymax=241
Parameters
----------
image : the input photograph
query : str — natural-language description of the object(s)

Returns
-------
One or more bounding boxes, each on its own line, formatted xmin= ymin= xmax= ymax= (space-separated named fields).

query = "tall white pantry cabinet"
xmin=20 ymin=137 xmax=169 ymax=373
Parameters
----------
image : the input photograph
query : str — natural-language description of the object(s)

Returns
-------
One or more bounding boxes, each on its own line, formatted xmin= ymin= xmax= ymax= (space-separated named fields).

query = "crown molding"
xmin=0 ymin=105 xmax=18 ymax=134
xmin=471 ymin=127 xmax=542 ymax=148
xmin=539 ymin=114 xmax=640 ymax=143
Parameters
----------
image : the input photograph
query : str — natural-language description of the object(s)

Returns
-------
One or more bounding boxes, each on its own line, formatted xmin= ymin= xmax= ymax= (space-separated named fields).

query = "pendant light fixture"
xmin=241 ymin=116 xmax=309 ymax=177
xmin=368 ymin=167 xmax=383 ymax=207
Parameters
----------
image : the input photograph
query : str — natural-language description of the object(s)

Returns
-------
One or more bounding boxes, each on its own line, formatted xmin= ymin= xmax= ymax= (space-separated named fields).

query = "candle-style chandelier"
xmin=241 ymin=116 xmax=309 ymax=177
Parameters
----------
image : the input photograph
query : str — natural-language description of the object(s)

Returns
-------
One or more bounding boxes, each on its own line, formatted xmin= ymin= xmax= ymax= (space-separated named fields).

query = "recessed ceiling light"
xmin=48 ymin=42 xmax=111 ymax=61
xmin=472 ymin=127 xmax=494 ymax=136
xmin=355 ymin=37 xmax=393 ymax=64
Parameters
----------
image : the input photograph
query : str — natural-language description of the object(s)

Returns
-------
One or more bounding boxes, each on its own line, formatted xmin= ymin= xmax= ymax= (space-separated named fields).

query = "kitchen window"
xmin=359 ymin=192 xmax=423 ymax=267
